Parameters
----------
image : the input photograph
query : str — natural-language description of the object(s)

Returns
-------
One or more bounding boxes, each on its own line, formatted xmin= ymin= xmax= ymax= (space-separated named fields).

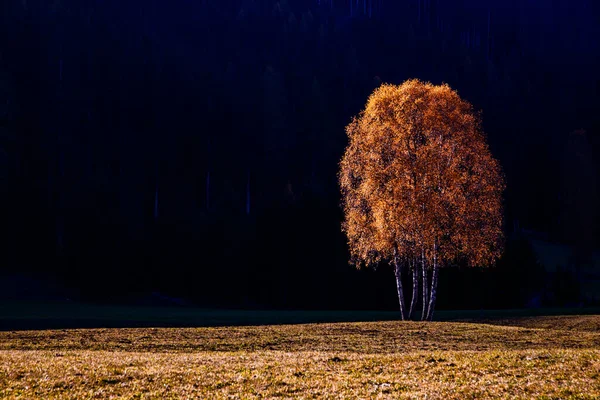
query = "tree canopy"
xmin=340 ymin=80 xmax=504 ymax=319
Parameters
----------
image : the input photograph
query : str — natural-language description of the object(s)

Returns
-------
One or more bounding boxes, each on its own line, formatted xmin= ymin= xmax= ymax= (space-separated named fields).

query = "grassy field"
xmin=0 ymin=313 xmax=599 ymax=398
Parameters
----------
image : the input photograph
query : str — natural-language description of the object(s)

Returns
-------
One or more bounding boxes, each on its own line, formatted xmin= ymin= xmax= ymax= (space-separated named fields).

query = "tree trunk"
xmin=421 ymin=253 xmax=428 ymax=321
xmin=154 ymin=161 xmax=159 ymax=221
xmin=393 ymin=251 xmax=407 ymax=321
xmin=246 ymin=169 xmax=251 ymax=215
xmin=426 ymin=262 xmax=440 ymax=321
xmin=408 ymin=260 xmax=419 ymax=320
xmin=206 ymin=170 xmax=210 ymax=210
xmin=153 ymin=183 xmax=159 ymax=221
xmin=487 ymin=9 xmax=491 ymax=62
xmin=426 ymin=242 xmax=440 ymax=321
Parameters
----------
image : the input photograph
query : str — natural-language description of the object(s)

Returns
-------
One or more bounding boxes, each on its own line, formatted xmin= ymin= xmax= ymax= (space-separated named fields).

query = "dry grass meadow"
xmin=1 ymin=314 xmax=599 ymax=398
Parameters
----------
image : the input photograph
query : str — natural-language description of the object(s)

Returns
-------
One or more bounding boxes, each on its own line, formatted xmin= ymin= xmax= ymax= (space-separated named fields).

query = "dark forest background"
xmin=0 ymin=0 xmax=599 ymax=310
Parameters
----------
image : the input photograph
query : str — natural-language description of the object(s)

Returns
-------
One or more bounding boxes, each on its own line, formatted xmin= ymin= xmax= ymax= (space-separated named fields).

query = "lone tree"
xmin=339 ymin=80 xmax=504 ymax=321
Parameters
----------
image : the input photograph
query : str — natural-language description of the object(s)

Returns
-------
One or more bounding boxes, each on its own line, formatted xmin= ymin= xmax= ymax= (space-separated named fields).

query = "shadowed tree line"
xmin=0 ymin=0 xmax=598 ymax=308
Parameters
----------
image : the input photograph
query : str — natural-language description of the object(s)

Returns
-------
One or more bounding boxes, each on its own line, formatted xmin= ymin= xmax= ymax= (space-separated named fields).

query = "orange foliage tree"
xmin=339 ymin=80 xmax=504 ymax=321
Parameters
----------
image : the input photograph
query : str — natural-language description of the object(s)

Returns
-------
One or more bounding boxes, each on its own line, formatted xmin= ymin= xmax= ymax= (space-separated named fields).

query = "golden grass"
xmin=471 ymin=315 xmax=600 ymax=332
xmin=1 ymin=316 xmax=599 ymax=398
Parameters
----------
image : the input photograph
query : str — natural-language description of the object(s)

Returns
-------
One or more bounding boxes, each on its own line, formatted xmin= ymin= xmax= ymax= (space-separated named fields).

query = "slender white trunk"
xmin=426 ymin=244 xmax=440 ymax=321
xmin=421 ymin=250 xmax=428 ymax=320
xmin=408 ymin=259 xmax=419 ymax=320
xmin=393 ymin=249 xmax=407 ymax=321
xmin=426 ymin=263 xmax=439 ymax=321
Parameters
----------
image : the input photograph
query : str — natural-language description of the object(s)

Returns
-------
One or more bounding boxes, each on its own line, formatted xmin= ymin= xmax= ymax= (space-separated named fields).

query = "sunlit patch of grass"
xmin=467 ymin=315 xmax=600 ymax=332
xmin=0 ymin=316 xmax=599 ymax=398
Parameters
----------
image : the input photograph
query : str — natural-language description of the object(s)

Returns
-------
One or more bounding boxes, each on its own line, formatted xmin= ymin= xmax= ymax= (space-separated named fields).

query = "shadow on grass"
xmin=0 ymin=302 xmax=598 ymax=331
